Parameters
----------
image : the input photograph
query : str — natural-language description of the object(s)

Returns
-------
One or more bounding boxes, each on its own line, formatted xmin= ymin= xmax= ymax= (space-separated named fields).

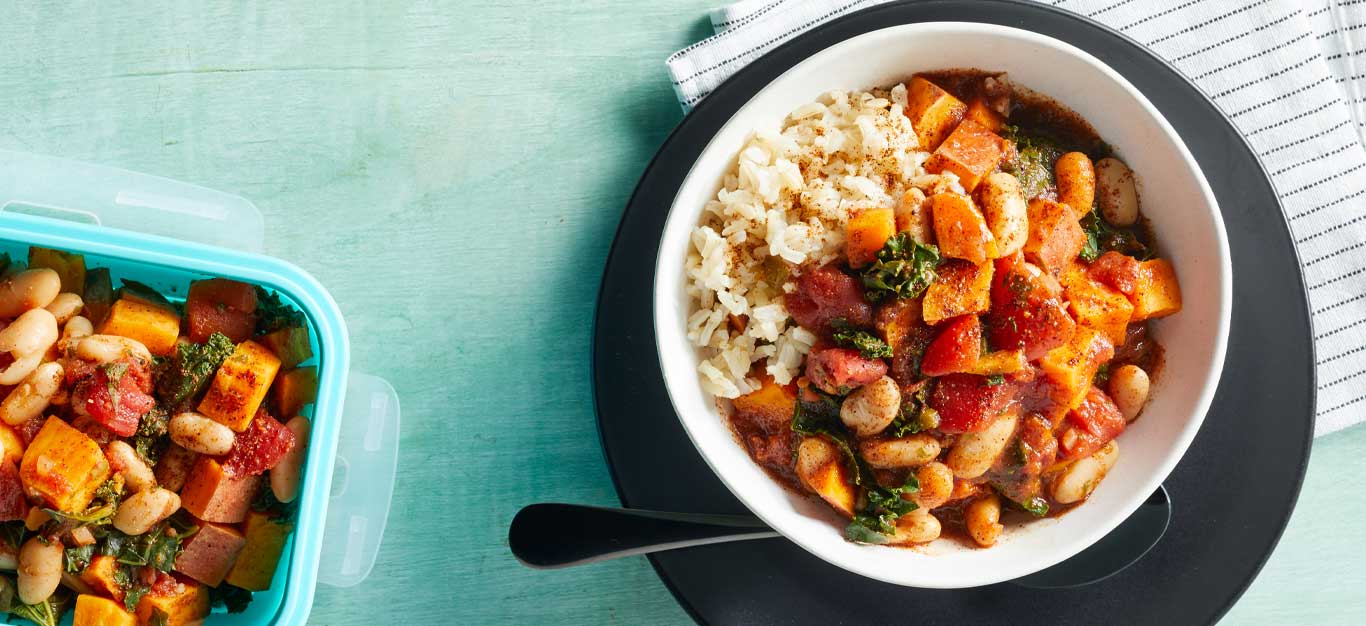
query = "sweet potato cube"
xmin=1131 ymin=259 xmax=1183 ymax=320
xmin=1039 ymin=326 xmax=1115 ymax=411
xmin=1025 ymin=198 xmax=1086 ymax=275
xmin=0 ymin=423 xmax=25 ymax=467
xmin=965 ymin=349 xmax=1027 ymax=376
xmin=174 ymin=521 xmax=247 ymax=587
xmin=923 ymin=259 xmax=993 ymax=324
xmin=225 ymin=511 xmax=295 ymax=591
xmin=795 ymin=437 xmax=856 ymax=517
xmin=930 ymin=193 xmax=997 ymax=264
xmin=731 ymin=374 xmax=797 ymax=426
xmin=198 ymin=340 xmax=281 ymax=432
xmin=905 ymin=76 xmax=967 ymax=151
xmin=19 ymin=417 xmax=111 ymax=512
xmin=74 ymin=594 xmax=135 ymax=626
xmin=181 ymin=457 xmax=260 ymax=524
xmin=274 ymin=366 xmax=319 ymax=418
xmin=846 ymin=207 xmax=896 ymax=268
xmin=80 ymin=555 xmax=125 ymax=602
xmin=99 ymin=298 xmax=182 ymax=356
xmin=1063 ymin=274 xmax=1134 ymax=346
xmin=965 ymin=97 xmax=1005 ymax=132
xmin=924 ymin=119 xmax=1008 ymax=191
xmin=135 ymin=577 xmax=209 ymax=626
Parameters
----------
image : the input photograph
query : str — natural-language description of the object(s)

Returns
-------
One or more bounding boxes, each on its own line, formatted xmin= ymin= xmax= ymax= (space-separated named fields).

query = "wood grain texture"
xmin=0 ymin=1 xmax=1349 ymax=624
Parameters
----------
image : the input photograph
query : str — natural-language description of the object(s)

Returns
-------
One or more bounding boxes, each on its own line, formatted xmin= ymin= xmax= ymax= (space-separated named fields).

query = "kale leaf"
xmin=256 ymin=286 xmax=306 ymax=334
xmin=112 ymin=564 xmax=150 ymax=613
xmin=846 ymin=474 xmax=921 ymax=541
xmin=157 ymin=332 xmax=235 ymax=405
xmin=790 ymin=393 xmax=864 ymax=486
xmin=102 ymin=518 xmax=196 ymax=573
xmin=2 ymin=581 xmax=70 ymax=626
xmin=252 ymin=480 xmax=299 ymax=524
xmin=132 ymin=407 xmax=170 ymax=466
xmin=209 ymin=584 xmax=253 ymax=614
xmin=830 ymin=319 xmax=893 ymax=359
xmin=861 ymin=233 xmax=942 ymax=303
xmin=1079 ymin=208 xmax=1151 ymax=262
xmin=888 ymin=383 xmax=939 ymax=437
xmin=63 ymin=545 xmax=95 ymax=574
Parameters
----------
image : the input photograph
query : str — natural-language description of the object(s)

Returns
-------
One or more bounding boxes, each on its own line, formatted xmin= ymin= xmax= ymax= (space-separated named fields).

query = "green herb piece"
xmin=985 ymin=374 xmax=1006 ymax=386
xmin=256 ymin=286 xmax=306 ymax=334
xmin=98 ymin=361 xmax=129 ymax=409
xmin=101 ymin=519 xmax=196 ymax=573
xmin=845 ymin=474 xmax=921 ymax=541
xmin=132 ymin=407 xmax=170 ymax=466
xmin=1079 ymin=208 xmax=1151 ymax=262
xmin=1003 ymin=132 xmax=1065 ymax=200
xmin=1093 ymin=363 xmax=1112 ymax=386
xmin=156 ymin=332 xmax=235 ymax=405
xmin=112 ymin=564 xmax=150 ymax=613
xmin=0 ymin=522 xmax=24 ymax=553
xmin=829 ymin=319 xmax=893 ymax=359
xmin=1019 ymin=496 xmax=1050 ymax=517
xmin=64 ymin=545 xmax=95 ymax=574
xmin=119 ymin=279 xmax=174 ymax=310
xmin=149 ymin=608 xmax=171 ymax=626
xmin=889 ymin=383 xmax=938 ymax=437
xmin=43 ymin=502 xmax=117 ymax=531
xmin=861 ymin=233 xmax=942 ymax=302
xmin=790 ymin=393 xmax=863 ymax=486
xmin=252 ymin=479 xmax=299 ymax=524
xmin=209 ymin=584 xmax=253 ymax=614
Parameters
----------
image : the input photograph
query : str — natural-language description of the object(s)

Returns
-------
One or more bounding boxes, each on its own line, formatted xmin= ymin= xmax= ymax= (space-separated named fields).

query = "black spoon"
xmin=510 ymin=485 xmax=1171 ymax=588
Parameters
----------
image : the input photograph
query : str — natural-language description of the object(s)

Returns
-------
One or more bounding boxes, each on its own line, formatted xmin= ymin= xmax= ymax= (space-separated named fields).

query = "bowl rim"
xmin=651 ymin=21 xmax=1231 ymax=588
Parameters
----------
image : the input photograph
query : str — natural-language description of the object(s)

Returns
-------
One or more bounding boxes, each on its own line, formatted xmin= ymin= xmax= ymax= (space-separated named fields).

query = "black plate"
xmin=592 ymin=1 xmax=1314 ymax=624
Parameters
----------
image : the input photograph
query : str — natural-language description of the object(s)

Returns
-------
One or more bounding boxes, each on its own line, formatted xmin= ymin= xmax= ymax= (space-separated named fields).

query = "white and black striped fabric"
xmin=667 ymin=0 xmax=1366 ymax=437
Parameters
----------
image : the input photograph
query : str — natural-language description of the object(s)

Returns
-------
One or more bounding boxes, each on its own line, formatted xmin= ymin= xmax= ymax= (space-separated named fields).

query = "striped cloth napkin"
xmin=666 ymin=0 xmax=1366 ymax=437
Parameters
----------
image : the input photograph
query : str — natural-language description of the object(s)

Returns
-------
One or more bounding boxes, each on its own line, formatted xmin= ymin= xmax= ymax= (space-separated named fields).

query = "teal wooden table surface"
xmin=0 ymin=2 xmax=1359 ymax=624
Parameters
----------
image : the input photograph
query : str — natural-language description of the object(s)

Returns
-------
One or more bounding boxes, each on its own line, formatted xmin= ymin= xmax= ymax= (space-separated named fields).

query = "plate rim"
xmin=592 ymin=0 xmax=1315 ymax=622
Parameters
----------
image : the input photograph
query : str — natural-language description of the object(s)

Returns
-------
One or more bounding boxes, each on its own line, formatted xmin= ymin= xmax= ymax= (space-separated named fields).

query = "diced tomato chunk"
xmin=186 ymin=278 xmax=259 ymax=343
xmin=920 ymin=315 xmax=981 ymax=377
xmin=930 ymin=373 xmax=1015 ymax=433
xmin=222 ymin=409 xmax=297 ymax=477
xmin=81 ymin=359 xmax=156 ymax=437
xmin=1088 ymin=251 xmax=1142 ymax=297
xmin=805 ymin=347 xmax=887 ymax=395
xmin=1058 ymin=386 xmax=1126 ymax=461
xmin=786 ymin=265 xmax=873 ymax=335
xmin=988 ymin=256 xmax=1076 ymax=360
xmin=0 ymin=462 xmax=27 ymax=521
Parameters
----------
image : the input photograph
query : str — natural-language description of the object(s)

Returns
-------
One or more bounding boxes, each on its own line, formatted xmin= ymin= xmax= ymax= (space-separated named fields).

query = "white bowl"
xmin=653 ymin=22 xmax=1230 ymax=589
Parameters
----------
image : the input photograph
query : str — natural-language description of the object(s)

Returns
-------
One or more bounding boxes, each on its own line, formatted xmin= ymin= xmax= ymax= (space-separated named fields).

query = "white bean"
xmin=112 ymin=488 xmax=180 ymax=535
xmin=890 ymin=510 xmax=941 ymax=544
xmin=911 ymin=462 xmax=954 ymax=510
xmin=17 ymin=536 xmax=62 ymax=605
xmin=1096 ymin=157 xmax=1139 ymax=226
xmin=154 ymin=444 xmax=197 ymax=492
xmin=76 ymin=334 xmax=152 ymax=364
xmin=0 ymin=361 xmax=62 ymax=426
xmin=169 ymin=411 xmax=235 ymax=456
xmin=42 ymin=293 xmax=83 ymax=325
xmin=57 ymin=315 xmax=93 ymax=356
xmin=1108 ymin=365 xmax=1151 ymax=421
xmin=271 ymin=416 xmax=310 ymax=503
xmin=839 ymin=376 xmax=900 ymax=438
xmin=0 ymin=308 xmax=58 ymax=357
xmin=1052 ymin=440 xmax=1120 ymax=504
xmin=0 ymin=352 xmax=43 ymax=386
xmin=106 ymin=440 xmax=155 ymax=492
xmin=945 ymin=409 xmax=1019 ymax=479
xmin=965 ymin=494 xmax=1004 ymax=547
xmin=976 ymin=172 xmax=1028 ymax=255
xmin=859 ymin=434 xmax=941 ymax=469
xmin=0 ymin=270 xmax=60 ymax=319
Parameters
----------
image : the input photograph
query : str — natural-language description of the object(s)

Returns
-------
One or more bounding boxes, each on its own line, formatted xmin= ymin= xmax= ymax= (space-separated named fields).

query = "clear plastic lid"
xmin=0 ymin=149 xmax=399 ymax=588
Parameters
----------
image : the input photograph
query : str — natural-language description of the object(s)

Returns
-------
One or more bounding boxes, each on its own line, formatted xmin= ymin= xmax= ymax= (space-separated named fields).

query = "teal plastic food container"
xmin=0 ymin=150 xmax=400 ymax=625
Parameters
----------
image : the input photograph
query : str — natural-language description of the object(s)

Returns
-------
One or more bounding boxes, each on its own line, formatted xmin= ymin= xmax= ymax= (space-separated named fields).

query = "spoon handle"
xmin=509 ymin=503 xmax=781 ymax=568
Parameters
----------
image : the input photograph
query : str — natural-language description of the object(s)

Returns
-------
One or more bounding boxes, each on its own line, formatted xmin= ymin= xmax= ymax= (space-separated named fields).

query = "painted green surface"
xmin=0 ymin=2 xmax=1356 ymax=624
